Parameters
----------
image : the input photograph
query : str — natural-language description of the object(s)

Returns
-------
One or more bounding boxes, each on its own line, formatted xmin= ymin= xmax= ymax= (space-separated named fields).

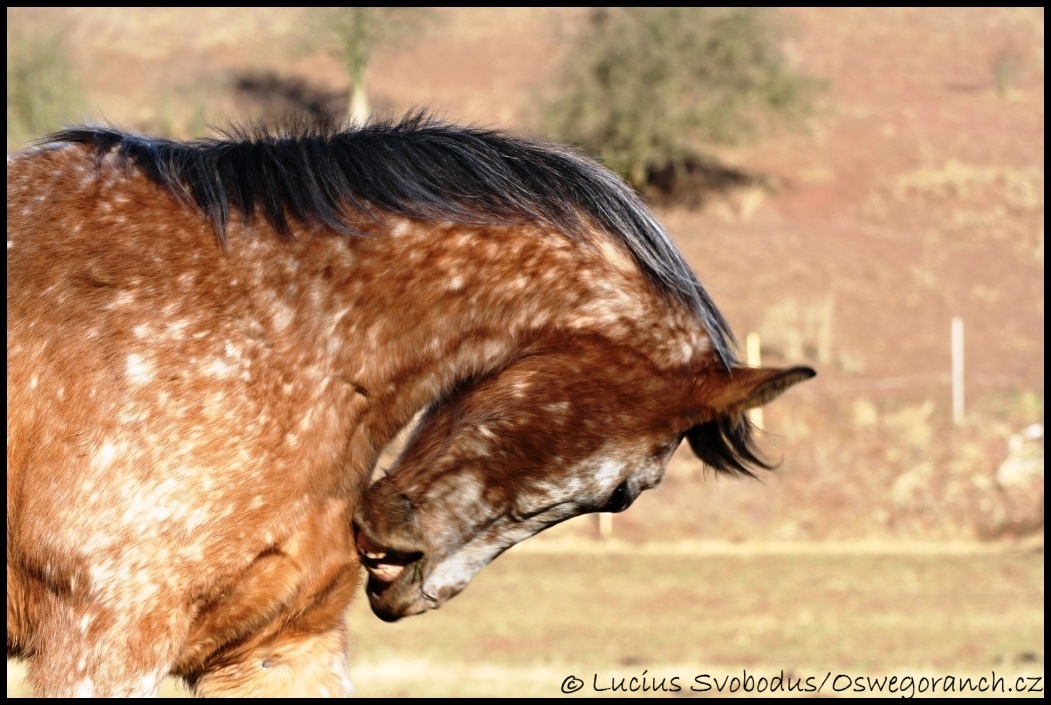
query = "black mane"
xmin=47 ymin=113 xmax=736 ymax=368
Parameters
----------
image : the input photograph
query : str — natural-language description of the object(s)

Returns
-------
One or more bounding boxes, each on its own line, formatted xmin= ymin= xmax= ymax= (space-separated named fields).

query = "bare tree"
xmin=316 ymin=7 xmax=435 ymax=123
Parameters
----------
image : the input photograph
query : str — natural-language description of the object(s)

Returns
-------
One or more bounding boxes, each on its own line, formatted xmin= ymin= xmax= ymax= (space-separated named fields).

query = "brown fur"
xmin=7 ymin=133 xmax=812 ymax=696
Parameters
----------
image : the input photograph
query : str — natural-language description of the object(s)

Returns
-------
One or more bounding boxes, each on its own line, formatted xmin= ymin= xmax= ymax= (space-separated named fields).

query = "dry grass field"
xmin=8 ymin=543 xmax=1043 ymax=697
xmin=341 ymin=543 xmax=1044 ymax=698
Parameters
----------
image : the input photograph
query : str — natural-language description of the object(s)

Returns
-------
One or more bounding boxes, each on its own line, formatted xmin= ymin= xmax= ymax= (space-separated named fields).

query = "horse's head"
xmin=353 ymin=336 xmax=813 ymax=621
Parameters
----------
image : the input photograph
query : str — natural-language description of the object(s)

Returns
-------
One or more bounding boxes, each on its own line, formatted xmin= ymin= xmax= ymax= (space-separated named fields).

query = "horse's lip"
xmin=354 ymin=525 xmax=422 ymax=586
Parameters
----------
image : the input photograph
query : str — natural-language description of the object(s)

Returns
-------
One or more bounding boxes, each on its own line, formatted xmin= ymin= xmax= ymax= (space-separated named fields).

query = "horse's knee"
xmin=25 ymin=603 xmax=180 ymax=697
xmin=192 ymin=627 xmax=354 ymax=697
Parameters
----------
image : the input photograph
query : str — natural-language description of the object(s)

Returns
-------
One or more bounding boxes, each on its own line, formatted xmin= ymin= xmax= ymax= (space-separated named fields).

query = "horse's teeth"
xmin=367 ymin=563 xmax=405 ymax=583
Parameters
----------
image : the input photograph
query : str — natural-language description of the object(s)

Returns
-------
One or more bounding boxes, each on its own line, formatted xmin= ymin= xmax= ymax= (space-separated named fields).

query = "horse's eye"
xmin=600 ymin=481 xmax=633 ymax=513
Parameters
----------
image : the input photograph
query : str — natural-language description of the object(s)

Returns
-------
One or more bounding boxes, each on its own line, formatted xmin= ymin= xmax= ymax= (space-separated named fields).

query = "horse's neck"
xmin=342 ymin=223 xmax=631 ymax=438
xmin=233 ymin=220 xmax=657 ymax=454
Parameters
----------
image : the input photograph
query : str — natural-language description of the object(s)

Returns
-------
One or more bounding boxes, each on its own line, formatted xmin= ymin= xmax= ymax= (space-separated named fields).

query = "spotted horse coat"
xmin=6 ymin=114 xmax=814 ymax=697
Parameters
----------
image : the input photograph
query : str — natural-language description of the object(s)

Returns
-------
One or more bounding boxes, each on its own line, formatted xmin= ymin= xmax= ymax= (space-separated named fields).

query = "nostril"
xmin=600 ymin=481 xmax=633 ymax=513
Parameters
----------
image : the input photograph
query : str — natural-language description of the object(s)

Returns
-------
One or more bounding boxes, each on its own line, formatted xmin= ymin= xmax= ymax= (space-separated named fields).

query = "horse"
xmin=6 ymin=113 xmax=814 ymax=697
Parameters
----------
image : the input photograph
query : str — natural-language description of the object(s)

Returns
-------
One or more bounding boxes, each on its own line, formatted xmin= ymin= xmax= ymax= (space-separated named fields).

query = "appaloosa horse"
xmin=7 ymin=114 xmax=814 ymax=697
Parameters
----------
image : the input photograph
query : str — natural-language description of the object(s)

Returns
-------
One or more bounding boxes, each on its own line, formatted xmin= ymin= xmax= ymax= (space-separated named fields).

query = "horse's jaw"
xmin=353 ymin=502 xmax=548 ymax=622
xmin=353 ymin=522 xmax=508 ymax=622
xmin=352 ymin=523 xmax=429 ymax=622
xmin=360 ymin=536 xmax=549 ymax=622
xmin=357 ymin=535 xmax=481 ymax=621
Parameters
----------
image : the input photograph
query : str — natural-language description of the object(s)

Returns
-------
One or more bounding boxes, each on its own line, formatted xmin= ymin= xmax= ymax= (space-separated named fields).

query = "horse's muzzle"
xmin=352 ymin=487 xmax=433 ymax=621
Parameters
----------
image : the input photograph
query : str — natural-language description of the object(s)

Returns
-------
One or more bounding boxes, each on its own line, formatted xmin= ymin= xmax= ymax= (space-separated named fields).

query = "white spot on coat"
xmin=73 ymin=677 xmax=95 ymax=696
xmin=126 ymin=354 xmax=154 ymax=384
xmin=94 ymin=441 xmax=118 ymax=470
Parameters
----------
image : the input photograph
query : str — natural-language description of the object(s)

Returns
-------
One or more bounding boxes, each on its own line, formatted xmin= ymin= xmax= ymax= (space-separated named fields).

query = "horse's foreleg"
xmin=26 ymin=596 xmax=188 ymax=697
xmin=191 ymin=623 xmax=355 ymax=697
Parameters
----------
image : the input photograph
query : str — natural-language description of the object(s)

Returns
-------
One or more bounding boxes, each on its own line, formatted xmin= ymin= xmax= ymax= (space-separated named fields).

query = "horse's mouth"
xmin=354 ymin=525 xmax=431 ymax=620
xmin=355 ymin=527 xmax=417 ymax=583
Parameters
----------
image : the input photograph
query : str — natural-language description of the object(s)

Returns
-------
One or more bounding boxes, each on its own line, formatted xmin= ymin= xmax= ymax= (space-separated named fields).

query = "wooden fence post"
xmin=596 ymin=512 xmax=613 ymax=541
xmin=952 ymin=316 xmax=965 ymax=426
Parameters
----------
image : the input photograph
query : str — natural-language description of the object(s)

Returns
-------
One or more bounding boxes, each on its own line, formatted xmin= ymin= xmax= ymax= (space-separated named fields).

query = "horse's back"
xmin=8 ymin=145 xmax=162 ymax=491
xmin=7 ymin=146 xmax=97 ymax=515
xmin=7 ymin=144 xmax=223 ymax=584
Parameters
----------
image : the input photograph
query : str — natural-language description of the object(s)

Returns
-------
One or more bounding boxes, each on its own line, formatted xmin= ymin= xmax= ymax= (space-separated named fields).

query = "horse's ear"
xmin=699 ymin=365 xmax=815 ymax=418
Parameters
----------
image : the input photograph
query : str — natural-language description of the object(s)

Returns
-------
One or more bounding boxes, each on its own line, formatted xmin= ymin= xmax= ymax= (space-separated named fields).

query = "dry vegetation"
xmin=6 ymin=547 xmax=1044 ymax=697
xmin=5 ymin=7 xmax=1044 ymax=697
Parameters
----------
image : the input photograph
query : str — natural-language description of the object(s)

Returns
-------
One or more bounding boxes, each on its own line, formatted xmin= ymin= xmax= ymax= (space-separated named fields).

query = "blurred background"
xmin=7 ymin=7 xmax=1043 ymax=697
